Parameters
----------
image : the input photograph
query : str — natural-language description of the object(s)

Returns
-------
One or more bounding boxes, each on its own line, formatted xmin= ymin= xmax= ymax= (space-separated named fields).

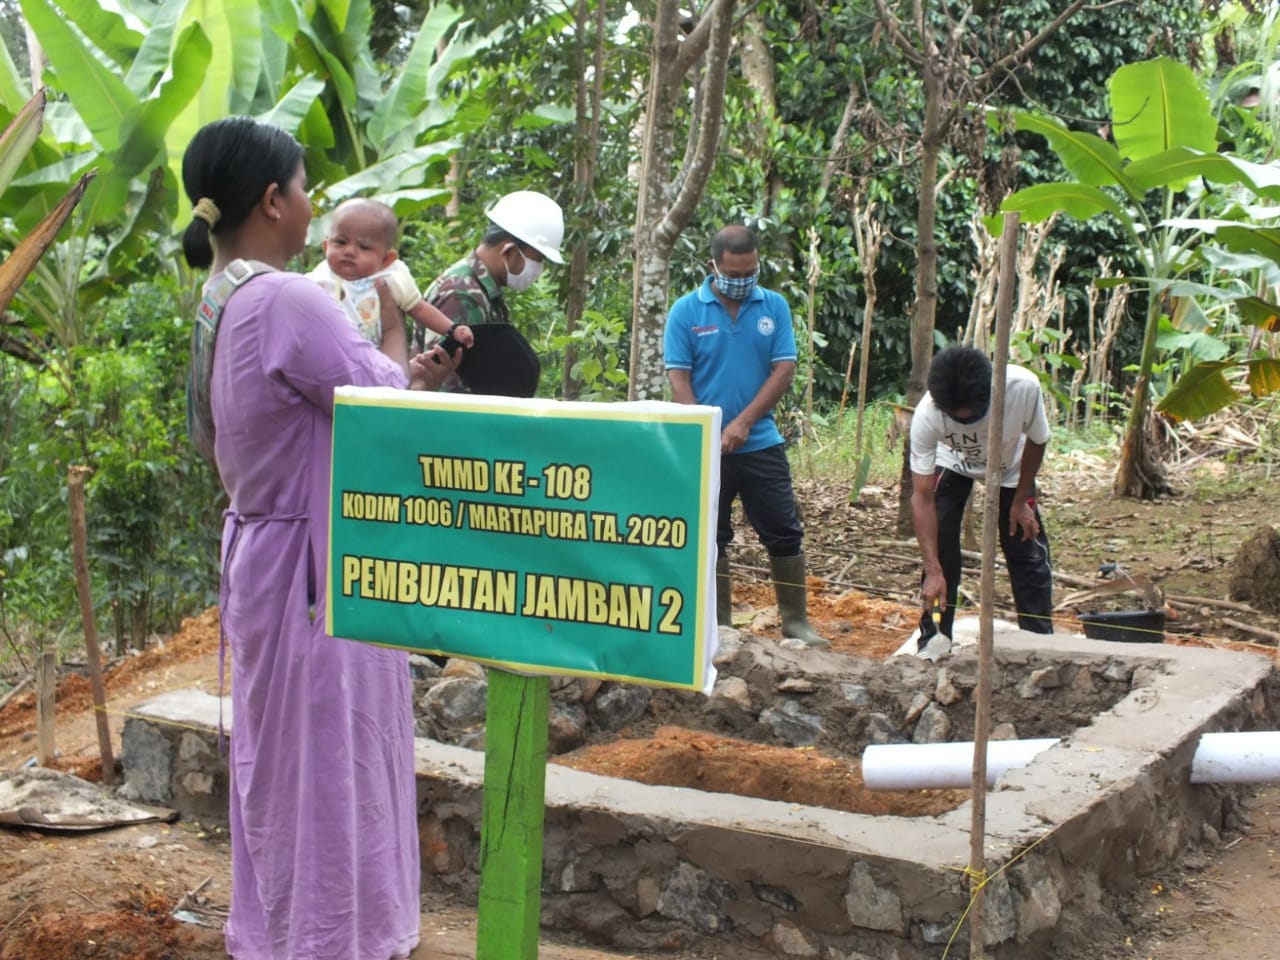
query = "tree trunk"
xmin=1113 ymin=296 xmax=1171 ymax=498
xmin=561 ymin=0 xmax=607 ymax=399
xmin=740 ymin=13 xmax=776 ymax=115
xmin=740 ymin=12 xmax=783 ymax=217
xmin=895 ymin=59 xmax=947 ymax=535
xmin=131 ymin=598 xmax=149 ymax=653
xmin=628 ymin=0 xmax=680 ymax=401
xmin=628 ymin=0 xmax=738 ymax=400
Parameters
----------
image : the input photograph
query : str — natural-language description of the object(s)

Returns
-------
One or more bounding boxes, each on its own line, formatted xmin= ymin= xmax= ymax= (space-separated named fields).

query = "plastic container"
xmin=1079 ymin=608 xmax=1165 ymax=643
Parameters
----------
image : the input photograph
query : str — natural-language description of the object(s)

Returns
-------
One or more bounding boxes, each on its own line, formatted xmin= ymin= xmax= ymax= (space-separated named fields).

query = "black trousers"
xmin=717 ymin=444 xmax=804 ymax=559
xmin=920 ymin=469 xmax=1054 ymax=638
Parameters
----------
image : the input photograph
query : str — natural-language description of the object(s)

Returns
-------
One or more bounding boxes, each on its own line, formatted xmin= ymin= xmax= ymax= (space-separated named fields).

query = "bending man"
xmin=909 ymin=344 xmax=1055 ymax=645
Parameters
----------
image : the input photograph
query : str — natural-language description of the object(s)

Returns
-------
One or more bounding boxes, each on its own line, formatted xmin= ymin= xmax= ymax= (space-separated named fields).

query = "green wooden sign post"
xmin=327 ymin=388 xmax=721 ymax=958
xmin=476 ymin=670 xmax=550 ymax=960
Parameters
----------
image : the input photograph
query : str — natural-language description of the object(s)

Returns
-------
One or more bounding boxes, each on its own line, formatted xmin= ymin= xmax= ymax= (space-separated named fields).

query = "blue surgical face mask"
xmin=713 ymin=268 xmax=759 ymax=301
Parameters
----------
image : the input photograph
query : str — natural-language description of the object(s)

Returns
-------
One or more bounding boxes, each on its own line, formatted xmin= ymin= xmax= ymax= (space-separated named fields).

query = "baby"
xmin=308 ymin=198 xmax=473 ymax=350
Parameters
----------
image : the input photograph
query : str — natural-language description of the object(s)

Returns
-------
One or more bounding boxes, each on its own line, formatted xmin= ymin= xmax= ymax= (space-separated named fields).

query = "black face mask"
xmin=950 ymin=406 xmax=988 ymax=425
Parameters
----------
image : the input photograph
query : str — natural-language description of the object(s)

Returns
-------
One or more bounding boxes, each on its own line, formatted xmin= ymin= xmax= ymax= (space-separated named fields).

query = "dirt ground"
xmin=1 ymin=454 xmax=1279 ymax=958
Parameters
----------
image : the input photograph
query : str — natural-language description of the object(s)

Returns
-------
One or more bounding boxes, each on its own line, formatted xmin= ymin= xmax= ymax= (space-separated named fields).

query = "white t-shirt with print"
xmin=909 ymin=364 xmax=1051 ymax=487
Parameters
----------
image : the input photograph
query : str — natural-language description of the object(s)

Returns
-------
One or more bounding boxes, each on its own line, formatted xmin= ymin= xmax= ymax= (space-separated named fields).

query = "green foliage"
xmin=0 ymin=278 xmax=219 ymax=655
xmin=0 ymin=0 xmax=513 ymax=650
xmin=0 ymin=0 xmax=1270 ymax=655
xmin=543 ymin=309 xmax=630 ymax=402
xmin=999 ymin=57 xmax=1280 ymax=429
xmin=983 ymin=0 xmax=1206 ymax=357
xmin=1009 ymin=327 xmax=1082 ymax=403
xmin=675 ymin=0 xmax=1211 ymax=410
xmin=792 ymin=402 xmax=905 ymax=492
xmin=82 ymin=280 xmax=222 ymax=647
xmin=0 ymin=359 xmax=74 ymax=659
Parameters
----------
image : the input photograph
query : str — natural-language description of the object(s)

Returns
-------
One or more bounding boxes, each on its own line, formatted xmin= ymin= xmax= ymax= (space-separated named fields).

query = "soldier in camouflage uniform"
xmin=413 ymin=190 xmax=564 ymax=353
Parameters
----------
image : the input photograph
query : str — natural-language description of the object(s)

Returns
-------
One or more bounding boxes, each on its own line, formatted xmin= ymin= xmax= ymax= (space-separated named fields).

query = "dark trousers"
xmin=920 ymin=469 xmax=1054 ymax=638
xmin=717 ymin=444 xmax=804 ymax=559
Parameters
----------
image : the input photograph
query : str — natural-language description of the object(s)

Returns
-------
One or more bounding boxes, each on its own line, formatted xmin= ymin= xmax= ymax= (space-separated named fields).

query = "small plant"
xmin=793 ymin=402 xmax=906 ymax=494
xmin=543 ymin=309 xmax=630 ymax=402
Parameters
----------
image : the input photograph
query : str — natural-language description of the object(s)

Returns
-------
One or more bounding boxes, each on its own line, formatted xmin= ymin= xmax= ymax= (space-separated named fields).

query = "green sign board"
xmin=327 ymin=388 xmax=721 ymax=691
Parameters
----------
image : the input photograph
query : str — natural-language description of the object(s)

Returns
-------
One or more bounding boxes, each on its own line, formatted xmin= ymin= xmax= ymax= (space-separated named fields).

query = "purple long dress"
xmin=210 ymin=272 xmax=420 ymax=960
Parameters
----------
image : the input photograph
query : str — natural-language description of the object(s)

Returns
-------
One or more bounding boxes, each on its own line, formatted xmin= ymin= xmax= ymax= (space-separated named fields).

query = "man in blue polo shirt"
xmin=664 ymin=225 xmax=826 ymax=648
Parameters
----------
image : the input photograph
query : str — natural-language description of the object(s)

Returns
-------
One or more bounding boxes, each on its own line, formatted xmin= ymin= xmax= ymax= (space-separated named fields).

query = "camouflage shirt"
xmin=415 ymin=252 xmax=509 ymax=352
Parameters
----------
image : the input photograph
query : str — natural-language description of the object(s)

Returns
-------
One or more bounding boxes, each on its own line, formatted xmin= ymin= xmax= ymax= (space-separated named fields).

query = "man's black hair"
xmin=927 ymin=345 xmax=992 ymax=413
xmin=711 ymin=224 xmax=759 ymax=263
xmin=482 ymin=224 xmax=522 ymax=248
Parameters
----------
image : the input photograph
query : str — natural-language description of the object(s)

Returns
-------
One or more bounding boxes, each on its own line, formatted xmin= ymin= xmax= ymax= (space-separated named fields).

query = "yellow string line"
xmin=89 ymin=703 xmax=225 ymax=737
xmin=939 ymin=827 xmax=1063 ymax=957
xmin=622 ymin=813 xmax=1068 ymax=957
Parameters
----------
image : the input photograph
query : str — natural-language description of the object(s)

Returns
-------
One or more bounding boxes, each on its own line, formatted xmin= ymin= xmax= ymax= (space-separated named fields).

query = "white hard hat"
xmin=486 ymin=190 xmax=565 ymax=264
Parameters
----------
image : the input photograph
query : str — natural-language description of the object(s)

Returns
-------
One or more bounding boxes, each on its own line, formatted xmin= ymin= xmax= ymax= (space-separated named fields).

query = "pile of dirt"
xmin=552 ymin=725 xmax=967 ymax=817
xmin=0 ymin=609 xmax=222 ymax=775
xmin=733 ymin=579 xmax=917 ymax=658
xmin=1229 ymin=525 xmax=1280 ymax=614
xmin=0 ymin=609 xmax=220 ymax=734
xmin=0 ymin=887 xmax=199 ymax=960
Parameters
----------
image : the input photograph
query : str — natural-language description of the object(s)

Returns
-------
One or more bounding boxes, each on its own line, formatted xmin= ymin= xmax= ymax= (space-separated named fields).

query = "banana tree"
xmin=994 ymin=57 xmax=1280 ymax=498
xmin=1153 ymin=229 xmax=1280 ymax=420
xmin=227 ymin=0 xmax=478 ymax=224
xmin=0 ymin=88 xmax=93 ymax=364
xmin=0 ymin=0 xmax=215 ymax=355
xmin=0 ymin=0 xmax=490 ymax=359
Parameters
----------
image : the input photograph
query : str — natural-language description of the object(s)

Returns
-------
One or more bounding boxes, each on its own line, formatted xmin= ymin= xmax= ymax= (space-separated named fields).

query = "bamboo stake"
xmin=68 ymin=465 xmax=115 ymax=785
xmin=969 ymin=211 xmax=1019 ymax=958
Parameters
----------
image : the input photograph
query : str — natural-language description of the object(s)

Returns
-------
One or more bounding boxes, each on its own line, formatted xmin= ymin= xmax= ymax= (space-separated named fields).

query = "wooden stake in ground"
xmin=35 ymin=649 xmax=55 ymax=764
xmin=68 ymin=465 xmax=115 ymax=786
xmin=475 ymin=668 xmax=550 ymax=960
xmin=968 ymin=211 xmax=1019 ymax=958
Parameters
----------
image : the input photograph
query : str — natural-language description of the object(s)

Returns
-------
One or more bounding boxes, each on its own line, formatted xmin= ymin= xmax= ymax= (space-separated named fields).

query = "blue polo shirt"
xmin=663 ymin=276 xmax=798 ymax=453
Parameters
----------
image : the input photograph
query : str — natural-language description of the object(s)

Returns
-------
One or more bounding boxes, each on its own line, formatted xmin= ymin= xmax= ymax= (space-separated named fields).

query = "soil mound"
xmin=551 ymin=724 xmax=967 ymax=817
xmin=1228 ymin=525 xmax=1280 ymax=614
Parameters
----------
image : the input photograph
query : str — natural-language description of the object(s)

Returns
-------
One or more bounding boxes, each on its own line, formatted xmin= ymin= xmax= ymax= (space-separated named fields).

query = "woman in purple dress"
xmin=180 ymin=117 xmax=449 ymax=960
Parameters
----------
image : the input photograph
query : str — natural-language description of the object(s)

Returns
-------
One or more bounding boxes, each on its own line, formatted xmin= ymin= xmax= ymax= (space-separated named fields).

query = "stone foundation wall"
xmin=413 ymin=632 xmax=1141 ymax=757
xmin=118 ymin=690 xmax=230 ymax=821
xmin=412 ymin=633 xmax=1275 ymax=958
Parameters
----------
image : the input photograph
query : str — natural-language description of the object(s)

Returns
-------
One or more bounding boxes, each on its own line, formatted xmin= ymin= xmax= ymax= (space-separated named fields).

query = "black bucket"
xmin=1079 ymin=608 xmax=1166 ymax=643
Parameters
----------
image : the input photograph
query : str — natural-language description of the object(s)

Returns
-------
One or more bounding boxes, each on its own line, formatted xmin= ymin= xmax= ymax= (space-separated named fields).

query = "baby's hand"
xmin=454 ymin=323 xmax=475 ymax=348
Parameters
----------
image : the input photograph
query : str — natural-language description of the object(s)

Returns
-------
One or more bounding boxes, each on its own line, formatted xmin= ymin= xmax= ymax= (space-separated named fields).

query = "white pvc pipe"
xmin=862 ymin=739 xmax=1060 ymax=790
xmin=1191 ymin=732 xmax=1280 ymax=784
